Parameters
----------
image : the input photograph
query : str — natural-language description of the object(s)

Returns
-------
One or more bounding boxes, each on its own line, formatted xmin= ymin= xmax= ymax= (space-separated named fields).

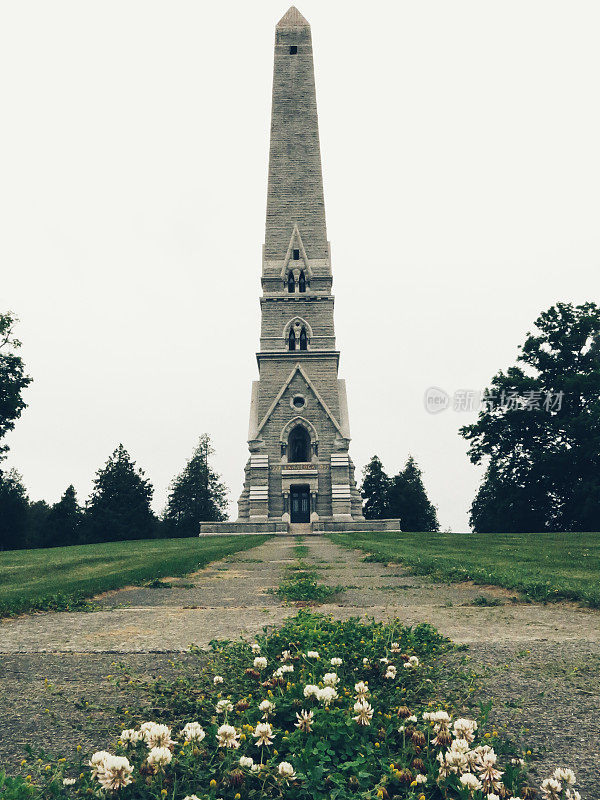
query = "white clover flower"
xmin=216 ymin=724 xmax=240 ymax=749
xmin=119 ymin=729 xmax=141 ymax=746
xmin=384 ymin=665 xmax=397 ymax=679
xmin=216 ymin=699 xmax=234 ymax=714
xmin=511 ymin=757 xmax=526 ymax=767
xmin=259 ymin=699 xmax=275 ymax=717
xmin=416 ymin=774 xmax=427 ymax=784
xmin=487 ymin=794 xmax=501 ymax=800
xmin=362 ymin=657 xmax=369 ymax=665
xmin=303 ymin=683 xmax=320 ymax=698
xmin=330 ymin=657 xmax=342 ymax=666
xmin=408 ymin=655 xmax=419 ymax=667
xmin=450 ymin=738 xmax=471 ymax=754
xmin=253 ymin=656 xmax=267 ymax=670
xmin=352 ymin=700 xmax=374 ymax=726
xmin=180 ymin=722 xmax=206 ymax=742
xmin=213 ymin=675 xmax=224 ymax=685
xmin=379 ymin=657 xmax=389 ymax=664
xmin=239 ymin=756 xmax=254 ymax=768
xmin=407 ymin=714 xmax=417 ymax=723
xmin=453 ymin=718 xmax=478 ymax=743
xmin=553 ymin=768 xmax=576 ymax=786
xmin=316 ymin=686 xmax=338 ymax=705
xmin=294 ymin=709 xmax=314 ymax=732
xmin=424 ymin=710 xmax=451 ymax=724
xmin=183 ymin=796 xmax=201 ymax=800
xmin=273 ymin=663 xmax=294 ymax=679
xmin=541 ymin=778 xmax=563 ymax=800
xmin=251 ymin=643 xmax=261 ymax=654
xmin=88 ymin=751 xmax=112 ymax=779
xmin=63 ymin=778 xmax=76 ymax=786
xmin=278 ymin=761 xmax=296 ymax=780
xmin=147 ymin=747 xmax=172 ymax=768
xmin=306 ymin=650 xmax=319 ymax=659
xmin=253 ymin=722 xmax=274 ymax=747
xmin=140 ymin=722 xmax=175 ymax=749
xmin=96 ymin=755 xmax=133 ymax=790
xmin=398 ymin=725 xmax=405 ymax=733
xmin=354 ymin=681 xmax=369 ymax=699
xmin=250 ymin=763 xmax=261 ymax=773
xmin=322 ymin=672 xmax=339 ymax=686
xmin=280 ymin=650 xmax=292 ymax=661
xmin=565 ymin=791 xmax=581 ymax=800
xmin=460 ymin=773 xmax=482 ymax=791
xmin=391 ymin=642 xmax=400 ymax=652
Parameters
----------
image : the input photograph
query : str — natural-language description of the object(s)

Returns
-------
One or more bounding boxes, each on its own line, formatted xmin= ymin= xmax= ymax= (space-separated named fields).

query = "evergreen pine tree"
xmin=0 ymin=469 xmax=29 ymax=550
xmin=42 ymin=485 xmax=82 ymax=547
xmin=387 ymin=456 xmax=440 ymax=532
xmin=163 ymin=434 xmax=228 ymax=536
xmin=84 ymin=444 xmax=156 ymax=542
xmin=360 ymin=456 xmax=391 ymax=520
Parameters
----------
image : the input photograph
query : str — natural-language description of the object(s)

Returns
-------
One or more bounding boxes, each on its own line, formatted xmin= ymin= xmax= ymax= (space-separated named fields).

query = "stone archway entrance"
xmin=290 ymin=484 xmax=310 ymax=523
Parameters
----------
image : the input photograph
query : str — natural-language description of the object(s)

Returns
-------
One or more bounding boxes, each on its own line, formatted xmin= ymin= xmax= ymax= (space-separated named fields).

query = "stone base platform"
xmin=199 ymin=519 xmax=401 ymax=536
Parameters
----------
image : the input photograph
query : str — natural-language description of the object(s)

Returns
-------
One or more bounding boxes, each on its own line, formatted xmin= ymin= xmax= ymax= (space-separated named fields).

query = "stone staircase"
xmin=287 ymin=522 xmax=314 ymax=536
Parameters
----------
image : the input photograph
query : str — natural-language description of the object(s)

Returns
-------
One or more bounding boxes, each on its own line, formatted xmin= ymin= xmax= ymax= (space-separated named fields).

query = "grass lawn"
xmin=0 ymin=535 xmax=269 ymax=617
xmin=330 ymin=530 xmax=600 ymax=606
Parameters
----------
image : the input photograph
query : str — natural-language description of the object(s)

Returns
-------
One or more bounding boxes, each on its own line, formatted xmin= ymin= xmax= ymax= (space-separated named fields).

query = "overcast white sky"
xmin=1 ymin=1 xmax=599 ymax=531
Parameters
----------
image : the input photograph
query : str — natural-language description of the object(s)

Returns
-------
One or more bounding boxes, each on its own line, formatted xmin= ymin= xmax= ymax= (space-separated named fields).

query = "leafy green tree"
xmin=84 ymin=444 xmax=157 ymax=542
xmin=0 ymin=469 xmax=29 ymax=550
xmin=361 ymin=456 xmax=391 ymax=520
xmin=163 ymin=434 xmax=228 ymax=536
xmin=387 ymin=455 xmax=440 ymax=532
xmin=42 ymin=485 xmax=82 ymax=547
xmin=0 ymin=312 xmax=32 ymax=462
xmin=461 ymin=302 xmax=600 ymax=532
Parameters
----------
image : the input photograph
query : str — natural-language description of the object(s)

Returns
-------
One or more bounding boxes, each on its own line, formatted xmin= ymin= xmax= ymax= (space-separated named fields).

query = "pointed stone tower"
xmin=236 ymin=7 xmax=365 ymax=526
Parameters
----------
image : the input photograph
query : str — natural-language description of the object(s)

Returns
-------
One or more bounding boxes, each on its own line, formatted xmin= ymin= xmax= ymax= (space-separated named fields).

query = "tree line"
xmin=0 ymin=435 xmax=228 ymax=551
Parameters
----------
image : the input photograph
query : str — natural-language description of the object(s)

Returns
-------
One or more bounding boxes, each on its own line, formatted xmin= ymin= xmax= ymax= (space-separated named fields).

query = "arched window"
xmin=288 ymin=425 xmax=311 ymax=462
xmin=287 ymin=272 xmax=295 ymax=293
xmin=288 ymin=328 xmax=296 ymax=351
xmin=299 ymin=326 xmax=307 ymax=350
xmin=298 ymin=270 xmax=306 ymax=292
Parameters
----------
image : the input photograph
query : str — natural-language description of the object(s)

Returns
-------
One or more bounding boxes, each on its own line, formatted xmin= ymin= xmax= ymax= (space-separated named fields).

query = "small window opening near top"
xmin=293 ymin=248 xmax=300 ymax=260
xmin=289 ymin=45 xmax=297 ymax=54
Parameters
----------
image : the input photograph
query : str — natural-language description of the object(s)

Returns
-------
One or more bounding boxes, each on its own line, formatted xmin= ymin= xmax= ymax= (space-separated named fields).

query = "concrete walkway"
xmin=1 ymin=536 xmax=597 ymax=651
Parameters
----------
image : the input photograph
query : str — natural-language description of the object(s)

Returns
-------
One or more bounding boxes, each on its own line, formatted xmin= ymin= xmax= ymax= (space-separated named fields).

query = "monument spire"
xmin=265 ymin=6 xmax=328 ymax=261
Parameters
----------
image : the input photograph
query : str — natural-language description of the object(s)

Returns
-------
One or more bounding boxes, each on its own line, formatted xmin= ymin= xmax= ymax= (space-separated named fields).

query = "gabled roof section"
xmin=255 ymin=362 xmax=344 ymax=438
xmin=280 ymin=225 xmax=312 ymax=277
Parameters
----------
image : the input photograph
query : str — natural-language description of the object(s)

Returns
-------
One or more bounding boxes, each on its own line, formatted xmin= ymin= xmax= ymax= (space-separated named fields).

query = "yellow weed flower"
xmin=20 ymin=760 xmax=26 ymax=766
xmin=210 ymin=779 xmax=217 ymax=788
xmin=161 ymin=791 xmax=167 ymax=797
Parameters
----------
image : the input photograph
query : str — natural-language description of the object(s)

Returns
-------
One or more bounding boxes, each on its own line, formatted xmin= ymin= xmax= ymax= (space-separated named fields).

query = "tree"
xmin=460 ymin=302 xmax=600 ymax=532
xmin=163 ymin=434 xmax=228 ymax=536
xmin=0 ymin=312 xmax=32 ymax=462
xmin=387 ymin=455 xmax=440 ymax=532
xmin=361 ymin=456 xmax=391 ymax=520
xmin=25 ymin=499 xmax=51 ymax=549
xmin=0 ymin=469 xmax=29 ymax=550
xmin=42 ymin=485 xmax=82 ymax=547
xmin=84 ymin=444 xmax=156 ymax=542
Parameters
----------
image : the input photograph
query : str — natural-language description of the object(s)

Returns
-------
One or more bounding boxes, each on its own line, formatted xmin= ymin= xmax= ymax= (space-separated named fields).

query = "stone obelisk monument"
xmin=201 ymin=8 xmax=400 ymax=534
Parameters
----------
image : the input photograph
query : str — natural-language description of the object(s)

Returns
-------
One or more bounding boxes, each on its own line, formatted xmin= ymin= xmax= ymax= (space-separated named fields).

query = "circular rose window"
xmin=292 ymin=394 xmax=306 ymax=409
